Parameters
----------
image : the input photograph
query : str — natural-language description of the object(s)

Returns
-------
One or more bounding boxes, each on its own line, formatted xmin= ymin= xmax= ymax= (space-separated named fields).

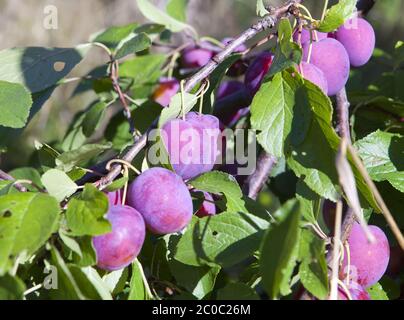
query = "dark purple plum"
xmin=127 ymin=168 xmax=193 ymax=234
xmin=244 ymin=52 xmax=274 ymax=96
xmin=161 ymin=112 xmax=221 ymax=180
xmin=92 ymin=205 xmax=146 ymax=271
xmin=152 ymin=78 xmax=180 ymax=107
xmin=302 ymin=38 xmax=350 ymax=96
xmin=298 ymin=62 xmax=328 ymax=94
xmin=341 ymin=222 xmax=390 ymax=288
xmin=195 ymin=191 xmax=216 ymax=218
xmin=335 ymin=17 xmax=375 ymax=67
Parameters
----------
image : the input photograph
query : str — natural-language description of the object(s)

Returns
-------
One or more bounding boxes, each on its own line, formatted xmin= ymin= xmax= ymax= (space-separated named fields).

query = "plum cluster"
xmin=295 ymin=17 xmax=375 ymax=96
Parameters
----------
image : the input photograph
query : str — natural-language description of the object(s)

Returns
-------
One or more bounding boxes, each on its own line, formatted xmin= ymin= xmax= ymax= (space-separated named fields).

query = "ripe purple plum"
xmin=214 ymin=81 xmax=250 ymax=127
xmin=127 ymin=168 xmax=193 ymax=234
xmin=92 ymin=205 xmax=146 ymax=271
xmin=195 ymin=191 xmax=216 ymax=218
xmin=244 ymin=52 xmax=274 ymax=96
xmin=293 ymin=28 xmax=328 ymax=45
xmin=335 ymin=17 xmax=375 ymax=67
xmin=302 ymin=38 xmax=350 ymax=96
xmin=181 ymin=44 xmax=214 ymax=69
xmin=161 ymin=112 xmax=221 ymax=180
xmin=152 ymin=78 xmax=180 ymax=107
xmin=298 ymin=62 xmax=328 ymax=94
xmin=342 ymin=222 xmax=390 ymax=288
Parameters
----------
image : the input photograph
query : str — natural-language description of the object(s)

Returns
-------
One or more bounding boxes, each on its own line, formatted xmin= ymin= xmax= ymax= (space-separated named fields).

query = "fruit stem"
xmin=321 ymin=0 xmax=329 ymax=22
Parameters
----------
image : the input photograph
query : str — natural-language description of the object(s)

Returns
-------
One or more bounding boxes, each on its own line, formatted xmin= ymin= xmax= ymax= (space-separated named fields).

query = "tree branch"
xmin=95 ymin=0 xmax=302 ymax=189
xmin=0 ymin=169 xmax=27 ymax=192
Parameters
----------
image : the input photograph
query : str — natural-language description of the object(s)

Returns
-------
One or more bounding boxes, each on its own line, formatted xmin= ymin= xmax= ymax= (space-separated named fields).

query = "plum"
xmin=293 ymin=28 xmax=328 ymax=45
xmin=337 ymin=284 xmax=371 ymax=300
xmin=342 ymin=222 xmax=390 ymax=288
xmin=298 ymin=62 xmax=328 ymax=94
xmin=195 ymin=191 xmax=216 ymax=218
xmin=161 ymin=112 xmax=221 ymax=180
xmin=92 ymin=205 xmax=146 ymax=271
xmin=302 ymin=38 xmax=350 ymax=96
xmin=244 ymin=52 xmax=274 ymax=96
xmin=127 ymin=167 xmax=193 ymax=234
xmin=106 ymin=190 xmax=123 ymax=206
xmin=181 ymin=44 xmax=214 ymax=69
xmin=152 ymin=78 xmax=180 ymax=107
xmin=335 ymin=17 xmax=375 ymax=67
xmin=214 ymin=81 xmax=250 ymax=127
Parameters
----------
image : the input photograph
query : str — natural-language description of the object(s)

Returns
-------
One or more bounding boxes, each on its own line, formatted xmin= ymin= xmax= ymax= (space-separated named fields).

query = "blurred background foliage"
xmin=0 ymin=0 xmax=403 ymax=169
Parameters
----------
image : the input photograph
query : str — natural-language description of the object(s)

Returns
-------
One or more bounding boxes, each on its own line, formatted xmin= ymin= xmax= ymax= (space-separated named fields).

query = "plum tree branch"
xmin=95 ymin=0 xmax=302 ymax=189
xmin=0 ymin=169 xmax=27 ymax=192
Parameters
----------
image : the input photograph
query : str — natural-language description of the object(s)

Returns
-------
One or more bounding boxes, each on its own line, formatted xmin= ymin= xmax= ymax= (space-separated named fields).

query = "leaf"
xmin=169 ymin=259 xmax=220 ymax=299
xmin=115 ymin=33 xmax=152 ymax=60
xmin=256 ymin=0 xmax=269 ymax=17
xmin=298 ymin=229 xmax=329 ymax=300
xmin=318 ymin=0 xmax=357 ymax=32
xmin=355 ymin=131 xmax=404 ymax=193
xmin=367 ymin=282 xmax=389 ymax=300
xmin=56 ymin=143 xmax=112 ymax=172
xmin=191 ymin=171 xmax=246 ymax=213
xmin=105 ymin=177 xmax=129 ymax=192
xmin=158 ymin=92 xmax=198 ymax=128
xmin=0 ymin=81 xmax=32 ymax=128
xmin=260 ymin=199 xmax=301 ymax=299
xmin=9 ymin=167 xmax=43 ymax=191
xmin=166 ymin=0 xmax=189 ymax=22
xmin=136 ymin=0 xmax=196 ymax=35
xmin=41 ymin=169 xmax=79 ymax=202
xmin=0 ymin=274 xmax=25 ymax=300
xmin=0 ymin=45 xmax=90 ymax=93
xmin=128 ymin=260 xmax=149 ymax=300
xmin=65 ymin=184 xmax=111 ymax=237
xmin=0 ymin=193 xmax=60 ymax=275
xmin=251 ymin=72 xmax=298 ymax=157
xmin=82 ymin=101 xmax=107 ymax=137
xmin=170 ymin=212 xmax=269 ymax=268
xmin=91 ymin=23 xmax=138 ymax=49
xmin=217 ymin=283 xmax=259 ymax=300
xmin=268 ymin=19 xmax=302 ymax=77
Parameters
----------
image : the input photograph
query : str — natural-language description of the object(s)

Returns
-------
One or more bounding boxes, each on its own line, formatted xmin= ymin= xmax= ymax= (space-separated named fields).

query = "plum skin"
xmin=181 ymin=45 xmax=214 ymax=69
xmin=335 ymin=17 xmax=375 ymax=67
xmin=298 ymin=62 xmax=328 ymax=94
xmin=153 ymin=78 xmax=180 ymax=107
xmin=342 ymin=222 xmax=390 ymax=288
xmin=127 ymin=167 xmax=193 ymax=235
xmin=161 ymin=112 xmax=221 ymax=180
xmin=92 ymin=205 xmax=146 ymax=271
xmin=302 ymin=38 xmax=350 ymax=96
xmin=244 ymin=52 xmax=274 ymax=96
xmin=195 ymin=191 xmax=216 ymax=218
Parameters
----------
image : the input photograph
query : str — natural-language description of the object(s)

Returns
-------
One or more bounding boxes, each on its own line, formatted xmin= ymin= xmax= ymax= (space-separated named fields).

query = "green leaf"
xmin=171 ymin=212 xmax=269 ymax=268
xmin=367 ymin=282 xmax=389 ymax=300
xmin=318 ymin=0 xmax=356 ymax=32
xmin=115 ymin=33 xmax=152 ymax=60
xmin=191 ymin=171 xmax=246 ymax=213
xmin=355 ymin=131 xmax=404 ymax=193
xmin=298 ymin=229 xmax=329 ymax=300
xmin=268 ymin=19 xmax=302 ymax=77
xmin=56 ymin=143 xmax=112 ymax=172
xmin=256 ymin=0 xmax=270 ymax=17
xmin=0 ymin=81 xmax=32 ymax=128
xmin=260 ymin=199 xmax=301 ymax=299
xmin=41 ymin=169 xmax=79 ymax=202
xmin=217 ymin=283 xmax=259 ymax=300
xmin=166 ymin=0 xmax=189 ymax=22
xmin=9 ymin=167 xmax=43 ymax=191
xmin=105 ymin=177 xmax=129 ymax=192
xmin=128 ymin=260 xmax=150 ymax=300
xmin=65 ymin=184 xmax=111 ymax=237
xmin=120 ymin=54 xmax=166 ymax=86
xmin=251 ymin=72 xmax=299 ymax=158
xmin=136 ymin=0 xmax=196 ymax=36
xmin=0 ymin=45 xmax=90 ymax=93
xmin=91 ymin=23 xmax=138 ymax=49
xmin=0 ymin=193 xmax=60 ymax=275
xmin=0 ymin=274 xmax=25 ymax=300
xmin=169 ymin=259 xmax=220 ymax=299
xmin=158 ymin=92 xmax=198 ymax=128
xmin=82 ymin=101 xmax=107 ymax=137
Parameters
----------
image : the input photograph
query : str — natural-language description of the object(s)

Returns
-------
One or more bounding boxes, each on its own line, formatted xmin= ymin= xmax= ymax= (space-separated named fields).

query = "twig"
xmin=335 ymin=88 xmax=352 ymax=142
xmin=329 ymin=200 xmax=343 ymax=300
xmin=0 ymin=169 xmax=27 ymax=192
xmin=95 ymin=0 xmax=302 ymax=189
xmin=243 ymin=152 xmax=278 ymax=200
